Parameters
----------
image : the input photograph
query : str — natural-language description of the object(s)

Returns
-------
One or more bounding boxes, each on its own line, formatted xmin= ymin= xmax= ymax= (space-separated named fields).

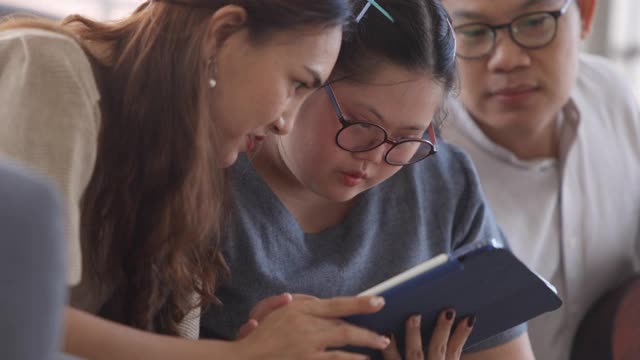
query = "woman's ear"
xmin=203 ymin=5 xmax=248 ymax=58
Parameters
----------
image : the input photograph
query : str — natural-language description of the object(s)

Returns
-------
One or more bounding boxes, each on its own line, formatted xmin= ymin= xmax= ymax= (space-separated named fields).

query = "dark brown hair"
xmin=334 ymin=0 xmax=456 ymax=88
xmin=0 ymin=0 xmax=350 ymax=335
xmin=331 ymin=0 xmax=457 ymax=126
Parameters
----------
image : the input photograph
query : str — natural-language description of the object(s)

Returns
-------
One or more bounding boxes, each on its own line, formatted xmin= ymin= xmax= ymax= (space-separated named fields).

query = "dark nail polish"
xmin=445 ymin=310 xmax=454 ymax=320
xmin=467 ymin=316 xmax=476 ymax=327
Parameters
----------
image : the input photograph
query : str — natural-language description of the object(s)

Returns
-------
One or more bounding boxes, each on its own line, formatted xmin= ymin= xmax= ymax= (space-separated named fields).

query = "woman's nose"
xmin=269 ymin=116 xmax=293 ymax=135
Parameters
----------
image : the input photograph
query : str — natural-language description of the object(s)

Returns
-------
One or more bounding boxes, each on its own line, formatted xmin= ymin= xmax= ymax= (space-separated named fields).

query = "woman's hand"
xmin=237 ymin=293 xmax=321 ymax=338
xmin=65 ymin=302 xmax=385 ymax=360
xmin=235 ymin=295 xmax=391 ymax=360
xmin=236 ymin=293 xmax=295 ymax=339
xmin=382 ymin=309 xmax=475 ymax=360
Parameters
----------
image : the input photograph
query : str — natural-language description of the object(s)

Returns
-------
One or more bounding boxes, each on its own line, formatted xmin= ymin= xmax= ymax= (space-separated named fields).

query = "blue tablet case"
xmin=344 ymin=239 xmax=562 ymax=355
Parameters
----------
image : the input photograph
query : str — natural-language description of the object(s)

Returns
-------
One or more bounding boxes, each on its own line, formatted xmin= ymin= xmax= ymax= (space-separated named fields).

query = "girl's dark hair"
xmin=334 ymin=0 xmax=456 ymax=92
xmin=0 ymin=0 xmax=350 ymax=335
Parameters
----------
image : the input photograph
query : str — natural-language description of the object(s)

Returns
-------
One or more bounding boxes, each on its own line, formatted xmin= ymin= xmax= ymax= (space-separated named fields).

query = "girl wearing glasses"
xmin=0 ymin=1 xmax=393 ymax=359
xmin=202 ymin=0 xmax=536 ymax=359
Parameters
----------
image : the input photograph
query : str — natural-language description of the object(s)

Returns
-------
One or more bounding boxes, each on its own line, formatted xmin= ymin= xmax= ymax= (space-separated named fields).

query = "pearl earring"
xmin=206 ymin=57 xmax=217 ymax=88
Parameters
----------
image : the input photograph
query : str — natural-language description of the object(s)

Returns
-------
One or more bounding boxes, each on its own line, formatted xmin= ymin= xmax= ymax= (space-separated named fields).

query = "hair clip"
xmin=356 ymin=0 xmax=394 ymax=23
xmin=446 ymin=16 xmax=457 ymax=56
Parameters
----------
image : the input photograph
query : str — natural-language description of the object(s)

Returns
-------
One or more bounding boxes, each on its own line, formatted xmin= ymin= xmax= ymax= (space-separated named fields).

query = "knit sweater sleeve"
xmin=0 ymin=28 xmax=101 ymax=286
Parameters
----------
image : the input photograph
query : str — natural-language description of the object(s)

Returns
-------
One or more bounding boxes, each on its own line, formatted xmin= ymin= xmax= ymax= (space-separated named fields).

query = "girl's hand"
xmin=382 ymin=309 xmax=475 ymax=360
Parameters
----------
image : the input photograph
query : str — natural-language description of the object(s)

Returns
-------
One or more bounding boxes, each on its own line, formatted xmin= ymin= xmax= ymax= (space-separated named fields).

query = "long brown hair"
xmin=0 ymin=0 xmax=350 ymax=335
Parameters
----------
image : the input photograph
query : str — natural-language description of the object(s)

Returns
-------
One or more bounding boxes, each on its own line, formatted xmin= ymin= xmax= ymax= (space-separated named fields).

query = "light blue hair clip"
xmin=356 ymin=0 xmax=395 ymax=23
xmin=447 ymin=16 xmax=457 ymax=56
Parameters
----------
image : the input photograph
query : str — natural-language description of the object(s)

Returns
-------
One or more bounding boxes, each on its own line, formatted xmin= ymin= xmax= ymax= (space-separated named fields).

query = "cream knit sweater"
xmin=0 ymin=27 xmax=199 ymax=339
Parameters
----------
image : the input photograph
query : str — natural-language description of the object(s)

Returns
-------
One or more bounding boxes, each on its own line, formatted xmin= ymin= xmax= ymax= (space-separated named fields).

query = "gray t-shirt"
xmin=201 ymin=141 xmax=526 ymax=354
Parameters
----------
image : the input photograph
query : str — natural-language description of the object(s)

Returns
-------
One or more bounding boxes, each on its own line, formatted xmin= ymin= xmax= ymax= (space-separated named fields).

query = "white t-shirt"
xmin=442 ymin=53 xmax=640 ymax=360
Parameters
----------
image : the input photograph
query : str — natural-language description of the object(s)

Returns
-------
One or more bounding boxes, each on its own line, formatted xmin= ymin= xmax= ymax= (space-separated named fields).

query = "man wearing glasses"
xmin=441 ymin=0 xmax=640 ymax=359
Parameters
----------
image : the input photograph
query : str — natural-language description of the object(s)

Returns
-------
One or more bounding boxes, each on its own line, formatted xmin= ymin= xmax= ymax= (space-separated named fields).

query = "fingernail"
xmin=412 ymin=314 xmax=422 ymax=327
xmin=378 ymin=335 xmax=391 ymax=347
xmin=387 ymin=333 xmax=396 ymax=344
xmin=445 ymin=310 xmax=454 ymax=321
xmin=467 ymin=315 xmax=476 ymax=328
xmin=370 ymin=296 xmax=385 ymax=307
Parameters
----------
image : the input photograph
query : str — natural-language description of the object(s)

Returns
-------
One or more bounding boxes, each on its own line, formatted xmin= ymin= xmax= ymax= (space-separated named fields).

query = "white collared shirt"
xmin=442 ymin=53 xmax=640 ymax=360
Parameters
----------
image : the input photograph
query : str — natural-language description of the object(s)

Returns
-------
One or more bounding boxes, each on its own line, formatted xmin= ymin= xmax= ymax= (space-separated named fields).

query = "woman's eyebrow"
xmin=304 ymin=66 xmax=324 ymax=88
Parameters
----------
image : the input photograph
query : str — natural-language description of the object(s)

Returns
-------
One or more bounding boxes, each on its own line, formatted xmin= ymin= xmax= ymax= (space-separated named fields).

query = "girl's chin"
xmin=323 ymin=186 xmax=362 ymax=203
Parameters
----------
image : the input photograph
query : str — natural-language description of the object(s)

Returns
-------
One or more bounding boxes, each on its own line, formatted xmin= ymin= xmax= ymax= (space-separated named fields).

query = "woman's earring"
xmin=207 ymin=58 xmax=217 ymax=88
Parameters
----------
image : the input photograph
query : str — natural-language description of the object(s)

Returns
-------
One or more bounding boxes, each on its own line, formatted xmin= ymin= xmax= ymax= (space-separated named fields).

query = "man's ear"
xmin=202 ymin=5 xmax=248 ymax=58
xmin=576 ymin=0 xmax=597 ymax=39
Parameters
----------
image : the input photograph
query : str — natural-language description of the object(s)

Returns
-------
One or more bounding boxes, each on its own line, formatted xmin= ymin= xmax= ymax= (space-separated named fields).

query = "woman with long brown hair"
xmin=0 ymin=1 xmax=391 ymax=359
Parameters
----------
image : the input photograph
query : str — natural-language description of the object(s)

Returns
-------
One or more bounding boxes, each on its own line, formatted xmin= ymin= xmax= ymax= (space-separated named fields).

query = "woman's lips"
xmin=246 ymin=136 xmax=255 ymax=152
xmin=245 ymin=135 xmax=264 ymax=153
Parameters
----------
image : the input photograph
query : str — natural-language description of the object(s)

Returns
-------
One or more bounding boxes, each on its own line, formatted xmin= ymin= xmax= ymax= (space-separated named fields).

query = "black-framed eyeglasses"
xmin=454 ymin=0 xmax=573 ymax=59
xmin=324 ymin=85 xmax=437 ymax=166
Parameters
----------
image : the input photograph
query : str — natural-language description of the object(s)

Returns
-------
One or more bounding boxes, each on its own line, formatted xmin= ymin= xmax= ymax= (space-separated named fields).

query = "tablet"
xmin=344 ymin=238 xmax=562 ymax=354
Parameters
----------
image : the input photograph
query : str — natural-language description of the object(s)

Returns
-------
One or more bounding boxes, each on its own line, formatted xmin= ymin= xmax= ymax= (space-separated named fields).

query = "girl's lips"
xmin=342 ymin=170 xmax=367 ymax=178
xmin=340 ymin=171 xmax=367 ymax=187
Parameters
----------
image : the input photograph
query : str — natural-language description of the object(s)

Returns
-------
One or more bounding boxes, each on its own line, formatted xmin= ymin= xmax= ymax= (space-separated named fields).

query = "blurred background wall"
xmin=1 ymin=0 xmax=639 ymax=99
xmin=584 ymin=0 xmax=640 ymax=98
